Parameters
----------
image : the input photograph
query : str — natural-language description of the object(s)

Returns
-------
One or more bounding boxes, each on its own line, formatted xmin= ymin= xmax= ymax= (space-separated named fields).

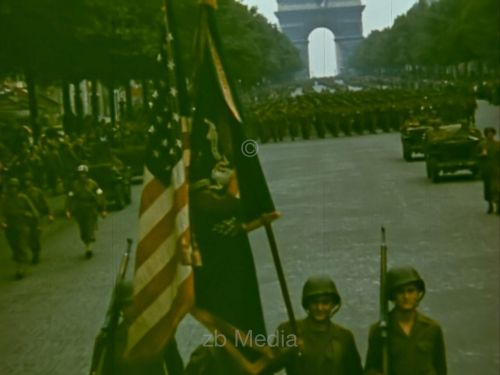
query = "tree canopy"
xmin=0 ymin=0 xmax=301 ymax=86
xmin=349 ymin=0 xmax=500 ymax=74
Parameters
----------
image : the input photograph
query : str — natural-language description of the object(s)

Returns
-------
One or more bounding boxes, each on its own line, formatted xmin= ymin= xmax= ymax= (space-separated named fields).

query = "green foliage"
xmin=172 ymin=0 xmax=301 ymax=86
xmin=0 ymin=0 xmax=85 ymax=79
xmin=350 ymin=0 xmax=500 ymax=72
xmin=0 ymin=0 xmax=301 ymax=86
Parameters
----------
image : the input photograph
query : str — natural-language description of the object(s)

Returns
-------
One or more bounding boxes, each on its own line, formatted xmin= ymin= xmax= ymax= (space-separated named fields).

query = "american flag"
xmin=124 ymin=2 xmax=193 ymax=361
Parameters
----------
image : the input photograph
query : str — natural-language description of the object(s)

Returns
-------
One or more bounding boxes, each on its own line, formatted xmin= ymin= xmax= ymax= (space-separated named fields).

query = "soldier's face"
xmin=394 ymin=284 xmax=422 ymax=311
xmin=308 ymin=295 xmax=335 ymax=322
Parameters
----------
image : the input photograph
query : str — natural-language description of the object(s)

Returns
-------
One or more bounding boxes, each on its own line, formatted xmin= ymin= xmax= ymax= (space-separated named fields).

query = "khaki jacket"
xmin=277 ymin=317 xmax=363 ymax=375
xmin=364 ymin=311 xmax=447 ymax=375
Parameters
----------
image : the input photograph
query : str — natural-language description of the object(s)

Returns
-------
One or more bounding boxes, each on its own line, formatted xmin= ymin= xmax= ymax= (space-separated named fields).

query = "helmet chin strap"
xmin=416 ymin=291 xmax=425 ymax=303
xmin=330 ymin=304 xmax=341 ymax=317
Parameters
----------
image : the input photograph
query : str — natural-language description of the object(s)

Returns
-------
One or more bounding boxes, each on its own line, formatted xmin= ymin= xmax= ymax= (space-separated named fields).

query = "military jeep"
xmin=400 ymin=118 xmax=431 ymax=161
xmin=424 ymin=124 xmax=482 ymax=183
xmin=112 ymin=146 xmax=145 ymax=184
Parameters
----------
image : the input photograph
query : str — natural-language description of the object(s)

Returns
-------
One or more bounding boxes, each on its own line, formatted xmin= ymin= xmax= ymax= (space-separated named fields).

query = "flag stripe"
xmin=139 ymin=176 xmax=167 ymax=215
xmin=138 ymin=158 xmax=186 ymax=233
xmin=129 ymin=243 xmax=182 ymax=321
xmin=135 ymin=188 xmax=188 ymax=269
xmin=138 ymin=186 xmax=173 ymax=243
xmin=127 ymin=265 xmax=193 ymax=355
xmin=136 ymin=214 xmax=174 ymax=268
xmin=134 ymin=207 xmax=189 ymax=295
xmin=142 ymin=168 xmax=155 ymax=186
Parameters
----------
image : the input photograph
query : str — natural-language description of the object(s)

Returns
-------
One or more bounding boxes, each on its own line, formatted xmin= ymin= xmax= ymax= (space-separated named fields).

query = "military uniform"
xmin=364 ymin=311 xmax=447 ymax=375
xmin=364 ymin=266 xmax=447 ymax=375
xmin=299 ymin=112 xmax=311 ymax=140
xmin=23 ymin=180 xmax=52 ymax=263
xmin=479 ymin=130 xmax=500 ymax=213
xmin=66 ymin=166 xmax=105 ymax=256
xmin=1 ymin=178 xmax=39 ymax=278
xmin=353 ymin=109 xmax=364 ymax=135
xmin=277 ymin=318 xmax=363 ymax=375
xmin=325 ymin=107 xmax=340 ymax=137
xmin=339 ymin=110 xmax=352 ymax=136
xmin=276 ymin=276 xmax=363 ymax=375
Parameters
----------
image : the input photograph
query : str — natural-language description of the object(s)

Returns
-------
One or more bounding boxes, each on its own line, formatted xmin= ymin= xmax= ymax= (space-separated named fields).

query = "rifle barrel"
xmin=380 ymin=226 xmax=389 ymax=375
xmin=89 ymin=239 xmax=134 ymax=375
xmin=116 ymin=238 xmax=133 ymax=284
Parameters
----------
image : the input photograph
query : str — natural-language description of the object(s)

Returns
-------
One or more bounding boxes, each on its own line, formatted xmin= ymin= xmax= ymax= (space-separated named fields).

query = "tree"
xmin=0 ymin=0 xmax=301 ymax=85
xmin=348 ymin=0 xmax=499 ymax=75
xmin=0 ymin=0 xmax=302 ymax=136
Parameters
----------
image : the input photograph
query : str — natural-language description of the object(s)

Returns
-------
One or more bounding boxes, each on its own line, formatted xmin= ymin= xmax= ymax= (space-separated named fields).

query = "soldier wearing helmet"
xmin=22 ymin=174 xmax=53 ymax=264
xmin=479 ymin=127 xmax=499 ymax=214
xmin=1 ymin=177 xmax=39 ymax=279
xmin=66 ymin=164 xmax=106 ymax=258
xmin=364 ymin=266 xmax=447 ymax=375
xmin=275 ymin=276 xmax=363 ymax=375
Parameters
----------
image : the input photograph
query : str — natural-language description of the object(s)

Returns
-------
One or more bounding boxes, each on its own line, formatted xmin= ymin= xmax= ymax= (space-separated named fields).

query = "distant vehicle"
xmin=400 ymin=118 xmax=431 ymax=161
xmin=88 ymin=163 xmax=132 ymax=210
xmin=424 ymin=124 xmax=482 ymax=183
xmin=112 ymin=146 xmax=145 ymax=184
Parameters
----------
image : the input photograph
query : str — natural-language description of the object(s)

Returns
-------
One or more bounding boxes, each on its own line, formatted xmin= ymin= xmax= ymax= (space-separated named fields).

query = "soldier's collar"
xmin=304 ymin=316 xmax=334 ymax=333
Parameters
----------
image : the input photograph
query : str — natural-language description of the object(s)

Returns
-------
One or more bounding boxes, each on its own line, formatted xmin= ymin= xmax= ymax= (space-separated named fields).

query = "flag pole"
xmin=243 ymin=213 xmax=298 ymax=335
xmin=264 ymin=222 xmax=298 ymax=336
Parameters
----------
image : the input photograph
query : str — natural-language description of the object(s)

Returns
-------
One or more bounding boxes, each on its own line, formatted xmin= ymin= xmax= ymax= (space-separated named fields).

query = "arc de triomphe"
xmin=275 ymin=0 xmax=365 ymax=77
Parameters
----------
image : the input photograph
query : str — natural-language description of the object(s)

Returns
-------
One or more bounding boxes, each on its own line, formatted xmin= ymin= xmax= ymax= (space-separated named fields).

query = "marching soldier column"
xmin=248 ymin=87 xmax=477 ymax=143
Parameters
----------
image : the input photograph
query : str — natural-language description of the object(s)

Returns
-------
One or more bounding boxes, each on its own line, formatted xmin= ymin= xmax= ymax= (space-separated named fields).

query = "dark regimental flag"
xmin=186 ymin=1 xmax=280 ymax=373
xmin=125 ymin=0 xmax=193 ymax=361
xmin=192 ymin=0 xmax=276 ymax=223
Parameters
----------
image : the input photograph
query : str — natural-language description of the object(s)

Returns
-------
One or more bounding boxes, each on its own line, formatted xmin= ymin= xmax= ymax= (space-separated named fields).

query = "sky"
xmin=240 ymin=0 xmax=418 ymax=77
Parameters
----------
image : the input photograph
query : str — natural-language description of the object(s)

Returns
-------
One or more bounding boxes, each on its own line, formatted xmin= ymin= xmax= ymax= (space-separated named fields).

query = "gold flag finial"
xmin=200 ymin=0 xmax=217 ymax=9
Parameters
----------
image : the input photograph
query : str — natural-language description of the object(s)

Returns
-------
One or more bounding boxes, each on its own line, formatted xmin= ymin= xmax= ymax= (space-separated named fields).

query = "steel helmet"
xmin=387 ymin=266 xmax=425 ymax=301
xmin=77 ymin=164 xmax=89 ymax=173
xmin=302 ymin=276 xmax=341 ymax=309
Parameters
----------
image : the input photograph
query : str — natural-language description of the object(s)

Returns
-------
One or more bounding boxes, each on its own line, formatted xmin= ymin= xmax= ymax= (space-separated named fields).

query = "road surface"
xmin=0 ymin=100 xmax=498 ymax=374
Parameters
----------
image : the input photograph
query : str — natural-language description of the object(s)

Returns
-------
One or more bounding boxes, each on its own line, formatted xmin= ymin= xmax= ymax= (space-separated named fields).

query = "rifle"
xmin=380 ymin=227 xmax=389 ymax=375
xmin=89 ymin=238 xmax=133 ymax=375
